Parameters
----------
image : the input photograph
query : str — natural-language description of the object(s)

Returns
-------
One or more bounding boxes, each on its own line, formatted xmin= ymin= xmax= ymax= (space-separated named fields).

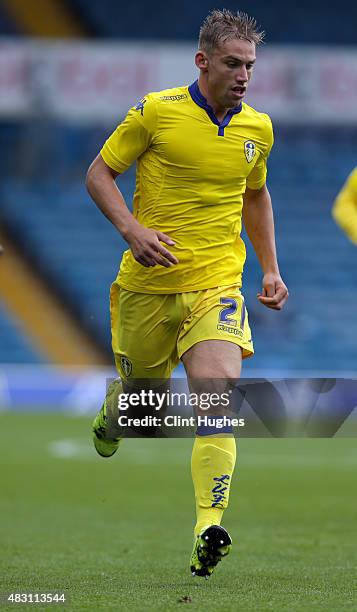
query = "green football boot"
xmin=190 ymin=525 xmax=232 ymax=578
xmin=92 ymin=378 xmax=124 ymax=458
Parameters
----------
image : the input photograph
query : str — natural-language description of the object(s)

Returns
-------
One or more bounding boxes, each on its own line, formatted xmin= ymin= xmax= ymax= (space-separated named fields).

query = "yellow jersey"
xmin=332 ymin=167 xmax=357 ymax=245
xmin=101 ymin=81 xmax=273 ymax=293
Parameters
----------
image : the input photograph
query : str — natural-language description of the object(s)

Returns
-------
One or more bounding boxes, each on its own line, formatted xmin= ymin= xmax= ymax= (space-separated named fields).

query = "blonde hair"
xmin=199 ymin=9 xmax=265 ymax=54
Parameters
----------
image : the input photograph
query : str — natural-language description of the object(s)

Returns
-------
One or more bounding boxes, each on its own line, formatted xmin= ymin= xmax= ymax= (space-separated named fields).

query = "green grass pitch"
xmin=0 ymin=412 xmax=356 ymax=611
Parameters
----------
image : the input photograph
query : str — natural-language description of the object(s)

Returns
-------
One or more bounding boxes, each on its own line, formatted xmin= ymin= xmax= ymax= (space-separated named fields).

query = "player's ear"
xmin=195 ymin=51 xmax=209 ymax=71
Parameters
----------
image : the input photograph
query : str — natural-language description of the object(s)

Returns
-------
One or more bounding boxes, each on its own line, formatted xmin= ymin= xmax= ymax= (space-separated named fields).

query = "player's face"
xmin=204 ymin=38 xmax=256 ymax=109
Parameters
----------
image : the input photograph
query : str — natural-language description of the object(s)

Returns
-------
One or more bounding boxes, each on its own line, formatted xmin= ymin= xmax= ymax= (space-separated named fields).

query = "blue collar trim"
xmin=188 ymin=80 xmax=242 ymax=136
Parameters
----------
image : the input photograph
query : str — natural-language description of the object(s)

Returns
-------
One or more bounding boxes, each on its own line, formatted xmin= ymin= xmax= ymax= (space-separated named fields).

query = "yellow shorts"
xmin=110 ymin=282 xmax=254 ymax=381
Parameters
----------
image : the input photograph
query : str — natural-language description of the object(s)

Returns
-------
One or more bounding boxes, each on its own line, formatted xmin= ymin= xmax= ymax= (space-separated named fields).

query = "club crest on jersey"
xmin=120 ymin=356 xmax=132 ymax=377
xmin=244 ymin=140 xmax=256 ymax=163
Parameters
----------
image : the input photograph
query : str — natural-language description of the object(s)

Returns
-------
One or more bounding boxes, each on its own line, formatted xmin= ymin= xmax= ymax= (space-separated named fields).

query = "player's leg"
xmin=93 ymin=283 xmax=179 ymax=456
xmin=183 ymin=340 xmax=241 ymax=534
xmin=178 ymin=285 xmax=252 ymax=576
xmin=182 ymin=340 xmax=241 ymax=576
xmin=92 ymin=376 xmax=126 ymax=458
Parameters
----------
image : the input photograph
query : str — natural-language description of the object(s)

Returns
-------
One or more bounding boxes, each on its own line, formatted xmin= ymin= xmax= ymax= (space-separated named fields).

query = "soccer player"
xmin=86 ymin=9 xmax=288 ymax=578
xmin=332 ymin=167 xmax=357 ymax=245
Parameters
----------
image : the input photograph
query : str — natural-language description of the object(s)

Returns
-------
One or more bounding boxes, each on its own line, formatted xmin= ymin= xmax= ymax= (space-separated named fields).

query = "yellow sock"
xmin=191 ymin=435 xmax=236 ymax=537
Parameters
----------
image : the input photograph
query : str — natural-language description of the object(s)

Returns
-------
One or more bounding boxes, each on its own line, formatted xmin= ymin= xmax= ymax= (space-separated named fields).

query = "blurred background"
xmin=0 ymin=0 xmax=357 ymax=412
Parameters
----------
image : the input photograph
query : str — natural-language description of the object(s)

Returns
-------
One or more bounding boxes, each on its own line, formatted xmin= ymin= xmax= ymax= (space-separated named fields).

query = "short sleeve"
xmin=246 ymin=114 xmax=274 ymax=190
xmin=100 ymin=94 xmax=158 ymax=173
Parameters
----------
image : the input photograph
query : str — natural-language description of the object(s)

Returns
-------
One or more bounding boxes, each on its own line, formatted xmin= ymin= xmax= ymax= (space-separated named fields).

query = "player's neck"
xmin=197 ymin=77 xmax=231 ymax=123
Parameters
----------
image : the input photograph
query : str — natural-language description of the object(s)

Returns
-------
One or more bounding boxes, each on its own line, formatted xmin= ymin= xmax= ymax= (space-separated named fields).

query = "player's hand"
xmin=257 ymin=273 xmax=289 ymax=310
xmin=124 ymin=222 xmax=179 ymax=268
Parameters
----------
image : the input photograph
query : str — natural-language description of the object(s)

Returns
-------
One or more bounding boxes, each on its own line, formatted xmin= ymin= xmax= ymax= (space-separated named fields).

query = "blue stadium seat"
xmin=0 ymin=303 xmax=45 ymax=363
xmin=0 ymin=6 xmax=20 ymax=35
xmin=68 ymin=0 xmax=357 ymax=44
xmin=1 ymin=123 xmax=357 ymax=372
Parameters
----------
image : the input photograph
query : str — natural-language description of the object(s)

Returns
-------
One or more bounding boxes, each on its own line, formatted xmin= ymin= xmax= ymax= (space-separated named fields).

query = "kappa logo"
xmin=120 ymin=356 xmax=132 ymax=377
xmin=211 ymin=474 xmax=230 ymax=508
xmin=135 ymin=98 xmax=146 ymax=116
xmin=244 ymin=140 xmax=256 ymax=163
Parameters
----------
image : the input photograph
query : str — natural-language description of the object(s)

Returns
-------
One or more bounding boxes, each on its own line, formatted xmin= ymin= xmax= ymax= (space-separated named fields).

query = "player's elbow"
xmin=85 ymin=160 xmax=98 ymax=195
xmin=86 ymin=155 xmax=103 ymax=191
xmin=86 ymin=154 xmax=119 ymax=195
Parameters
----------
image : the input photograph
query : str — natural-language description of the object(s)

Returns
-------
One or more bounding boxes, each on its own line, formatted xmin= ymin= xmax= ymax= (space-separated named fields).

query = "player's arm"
xmin=86 ymin=155 xmax=178 ymax=268
xmin=86 ymin=96 xmax=178 ymax=268
xmin=243 ymin=184 xmax=288 ymax=310
xmin=332 ymin=167 xmax=357 ymax=245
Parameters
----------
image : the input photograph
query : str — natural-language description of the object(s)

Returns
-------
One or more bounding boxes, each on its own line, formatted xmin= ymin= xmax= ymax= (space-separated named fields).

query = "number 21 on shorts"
xmin=219 ymin=297 xmax=246 ymax=330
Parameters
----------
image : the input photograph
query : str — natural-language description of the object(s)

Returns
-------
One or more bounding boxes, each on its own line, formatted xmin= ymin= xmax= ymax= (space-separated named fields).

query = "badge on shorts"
xmin=244 ymin=140 xmax=256 ymax=163
xmin=120 ymin=356 xmax=132 ymax=377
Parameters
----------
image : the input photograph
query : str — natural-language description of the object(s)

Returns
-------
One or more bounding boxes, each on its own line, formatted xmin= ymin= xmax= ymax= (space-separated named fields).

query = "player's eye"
xmin=247 ymin=64 xmax=254 ymax=70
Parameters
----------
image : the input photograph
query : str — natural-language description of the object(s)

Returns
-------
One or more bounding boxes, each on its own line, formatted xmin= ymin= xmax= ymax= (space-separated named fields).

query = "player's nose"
xmin=235 ymin=65 xmax=248 ymax=83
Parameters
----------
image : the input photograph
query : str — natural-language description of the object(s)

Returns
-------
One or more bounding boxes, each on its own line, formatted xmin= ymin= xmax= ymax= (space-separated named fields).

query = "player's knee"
xmin=190 ymin=367 xmax=238 ymax=379
xmin=184 ymin=352 xmax=242 ymax=381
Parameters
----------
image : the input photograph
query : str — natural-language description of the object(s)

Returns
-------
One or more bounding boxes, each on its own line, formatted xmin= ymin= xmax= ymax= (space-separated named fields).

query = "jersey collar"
xmin=188 ymin=79 xmax=242 ymax=136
